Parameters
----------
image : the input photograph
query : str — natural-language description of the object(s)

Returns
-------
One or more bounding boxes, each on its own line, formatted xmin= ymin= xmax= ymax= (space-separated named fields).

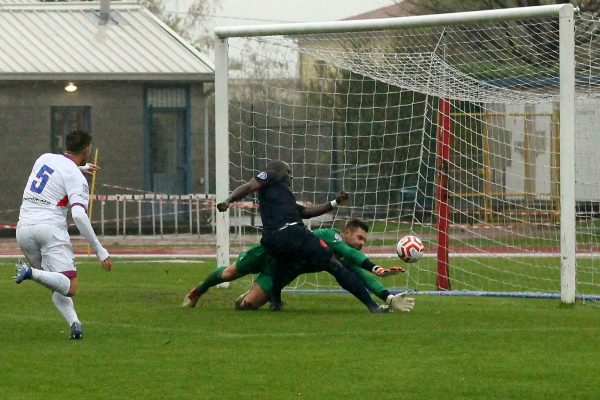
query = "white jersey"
xmin=18 ymin=153 xmax=89 ymax=229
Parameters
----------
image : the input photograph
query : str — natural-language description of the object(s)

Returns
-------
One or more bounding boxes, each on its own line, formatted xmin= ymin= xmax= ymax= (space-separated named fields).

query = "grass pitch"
xmin=1 ymin=258 xmax=599 ymax=400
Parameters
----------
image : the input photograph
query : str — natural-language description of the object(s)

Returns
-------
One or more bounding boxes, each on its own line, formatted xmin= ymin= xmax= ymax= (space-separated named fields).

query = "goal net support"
xmin=214 ymin=4 xmax=600 ymax=303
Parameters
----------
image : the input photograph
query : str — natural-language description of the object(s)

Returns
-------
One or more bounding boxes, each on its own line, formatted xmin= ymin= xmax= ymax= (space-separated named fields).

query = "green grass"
xmin=1 ymin=259 xmax=599 ymax=400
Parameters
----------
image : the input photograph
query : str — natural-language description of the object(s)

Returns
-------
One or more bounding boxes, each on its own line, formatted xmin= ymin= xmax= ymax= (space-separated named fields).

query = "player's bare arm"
xmin=300 ymin=191 xmax=349 ymax=218
xmin=217 ymin=178 xmax=263 ymax=212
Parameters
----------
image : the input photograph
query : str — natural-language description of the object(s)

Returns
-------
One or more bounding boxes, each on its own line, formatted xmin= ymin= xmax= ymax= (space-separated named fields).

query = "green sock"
xmin=195 ymin=265 xmax=227 ymax=295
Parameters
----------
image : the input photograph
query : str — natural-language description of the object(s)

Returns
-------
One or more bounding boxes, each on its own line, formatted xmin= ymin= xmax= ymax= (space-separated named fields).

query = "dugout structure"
xmin=214 ymin=4 xmax=600 ymax=303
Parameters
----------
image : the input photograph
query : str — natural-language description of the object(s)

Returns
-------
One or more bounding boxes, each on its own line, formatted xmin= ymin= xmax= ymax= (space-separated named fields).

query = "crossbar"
xmin=215 ymin=4 xmax=573 ymax=38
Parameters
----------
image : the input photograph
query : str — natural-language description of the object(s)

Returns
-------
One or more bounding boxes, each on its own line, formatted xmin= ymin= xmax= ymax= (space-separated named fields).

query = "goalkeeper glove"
xmin=388 ymin=266 xmax=406 ymax=274
xmin=372 ymin=266 xmax=405 ymax=276
xmin=386 ymin=292 xmax=415 ymax=312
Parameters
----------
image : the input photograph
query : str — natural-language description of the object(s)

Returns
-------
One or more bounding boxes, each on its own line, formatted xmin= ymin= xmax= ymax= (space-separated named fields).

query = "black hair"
xmin=344 ymin=218 xmax=369 ymax=233
xmin=66 ymin=129 xmax=92 ymax=153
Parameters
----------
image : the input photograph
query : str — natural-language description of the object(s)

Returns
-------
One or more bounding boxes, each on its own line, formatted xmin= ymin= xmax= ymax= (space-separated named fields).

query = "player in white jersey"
xmin=13 ymin=129 xmax=112 ymax=340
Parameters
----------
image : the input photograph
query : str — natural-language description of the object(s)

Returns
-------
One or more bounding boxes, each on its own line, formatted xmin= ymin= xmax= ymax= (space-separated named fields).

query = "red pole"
xmin=436 ymin=98 xmax=451 ymax=291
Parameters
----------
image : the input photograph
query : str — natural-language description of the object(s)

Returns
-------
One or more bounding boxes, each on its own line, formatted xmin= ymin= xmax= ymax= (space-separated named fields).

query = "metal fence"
xmin=91 ymin=193 xmax=216 ymax=237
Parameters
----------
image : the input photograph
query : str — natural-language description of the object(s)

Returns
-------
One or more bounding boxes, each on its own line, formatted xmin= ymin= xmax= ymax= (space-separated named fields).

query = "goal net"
xmin=215 ymin=5 xmax=600 ymax=302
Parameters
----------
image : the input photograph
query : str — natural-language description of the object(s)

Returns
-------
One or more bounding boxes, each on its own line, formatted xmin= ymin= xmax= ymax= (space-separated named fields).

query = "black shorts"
xmin=260 ymin=225 xmax=333 ymax=270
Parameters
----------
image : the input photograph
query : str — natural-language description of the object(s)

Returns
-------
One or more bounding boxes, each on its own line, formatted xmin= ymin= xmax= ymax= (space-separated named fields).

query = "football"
xmin=396 ymin=235 xmax=424 ymax=263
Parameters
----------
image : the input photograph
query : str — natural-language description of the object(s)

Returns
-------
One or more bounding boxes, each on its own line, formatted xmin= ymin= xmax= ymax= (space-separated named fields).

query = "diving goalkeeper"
xmin=182 ymin=219 xmax=414 ymax=312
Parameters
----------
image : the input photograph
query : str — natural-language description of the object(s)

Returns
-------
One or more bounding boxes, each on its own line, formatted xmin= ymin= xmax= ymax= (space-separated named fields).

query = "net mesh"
xmin=225 ymin=12 xmax=600 ymax=298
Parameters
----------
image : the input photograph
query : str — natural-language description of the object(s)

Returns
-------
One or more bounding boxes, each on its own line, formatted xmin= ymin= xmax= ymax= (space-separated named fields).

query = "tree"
xmin=400 ymin=0 xmax=599 ymax=16
xmin=141 ymin=0 xmax=221 ymax=53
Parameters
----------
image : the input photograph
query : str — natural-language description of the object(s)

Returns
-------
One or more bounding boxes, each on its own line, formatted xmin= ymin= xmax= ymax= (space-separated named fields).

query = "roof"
xmin=0 ymin=1 xmax=214 ymax=81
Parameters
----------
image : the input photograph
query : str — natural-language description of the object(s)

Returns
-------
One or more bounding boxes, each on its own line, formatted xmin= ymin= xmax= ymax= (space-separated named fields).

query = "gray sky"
xmin=166 ymin=0 xmax=399 ymax=60
xmin=194 ymin=0 xmax=398 ymax=26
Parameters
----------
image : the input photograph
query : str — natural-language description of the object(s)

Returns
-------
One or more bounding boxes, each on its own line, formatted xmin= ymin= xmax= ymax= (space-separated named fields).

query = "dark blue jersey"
xmin=255 ymin=170 xmax=305 ymax=231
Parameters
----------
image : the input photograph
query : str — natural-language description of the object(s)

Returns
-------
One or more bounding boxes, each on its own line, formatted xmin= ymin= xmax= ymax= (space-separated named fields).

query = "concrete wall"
xmin=0 ymin=80 xmax=211 ymax=228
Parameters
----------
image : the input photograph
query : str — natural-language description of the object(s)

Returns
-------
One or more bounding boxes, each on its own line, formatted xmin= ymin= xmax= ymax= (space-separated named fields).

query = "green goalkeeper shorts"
xmin=235 ymin=244 xmax=277 ymax=279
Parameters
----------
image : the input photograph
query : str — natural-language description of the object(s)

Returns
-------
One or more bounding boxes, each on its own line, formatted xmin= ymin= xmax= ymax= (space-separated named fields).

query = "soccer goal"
xmin=214 ymin=4 xmax=600 ymax=303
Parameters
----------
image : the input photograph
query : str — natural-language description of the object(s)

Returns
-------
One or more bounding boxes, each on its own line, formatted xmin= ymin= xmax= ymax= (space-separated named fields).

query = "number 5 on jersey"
xmin=30 ymin=165 xmax=55 ymax=194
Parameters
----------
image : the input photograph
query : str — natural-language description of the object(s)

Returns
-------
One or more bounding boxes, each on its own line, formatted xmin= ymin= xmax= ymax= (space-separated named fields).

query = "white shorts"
xmin=16 ymin=224 xmax=76 ymax=275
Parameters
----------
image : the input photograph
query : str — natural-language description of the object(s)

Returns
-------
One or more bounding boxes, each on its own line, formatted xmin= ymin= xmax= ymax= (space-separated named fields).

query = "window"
xmin=50 ymin=106 xmax=91 ymax=153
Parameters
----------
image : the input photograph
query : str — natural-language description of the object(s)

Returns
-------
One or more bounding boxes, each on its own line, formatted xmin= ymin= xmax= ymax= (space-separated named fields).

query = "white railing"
xmin=91 ymin=193 xmax=216 ymax=238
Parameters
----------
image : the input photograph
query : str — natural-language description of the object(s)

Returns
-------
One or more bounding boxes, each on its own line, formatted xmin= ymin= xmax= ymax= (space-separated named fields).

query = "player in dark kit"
xmin=216 ymin=160 xmax=390 ymax=312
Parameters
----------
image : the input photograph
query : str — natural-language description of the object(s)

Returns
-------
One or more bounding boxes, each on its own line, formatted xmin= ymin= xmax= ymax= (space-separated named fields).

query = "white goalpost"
xmin=214 ymin=4 xmax=600 ymax=303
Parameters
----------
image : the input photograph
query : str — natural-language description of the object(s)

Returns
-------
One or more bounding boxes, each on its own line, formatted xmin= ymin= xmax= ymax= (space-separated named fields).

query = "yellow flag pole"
xmin=87 ymin=148 xmax=99 ymax=257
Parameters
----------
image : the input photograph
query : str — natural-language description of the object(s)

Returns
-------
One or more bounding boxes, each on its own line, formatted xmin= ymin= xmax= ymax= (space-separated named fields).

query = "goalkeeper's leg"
xmin=234 ymin=268 xmax=299 ymax=310
xmin=183 ymin=264 xmax=227 ymax=307
xmin=183 ymin=263 xmax=249 ymax=308
xmin=233 ymin=269 xmax=289 ymax=310
xmin=234 ymin=283 xmax=268 ymax=310
xmin=183 ymin=246 xmax=270 ymax=308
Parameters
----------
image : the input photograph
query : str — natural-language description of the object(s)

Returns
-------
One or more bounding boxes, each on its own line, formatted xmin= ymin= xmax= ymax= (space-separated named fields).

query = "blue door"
xmin=144 ymin=86 xmax=191 ymax=194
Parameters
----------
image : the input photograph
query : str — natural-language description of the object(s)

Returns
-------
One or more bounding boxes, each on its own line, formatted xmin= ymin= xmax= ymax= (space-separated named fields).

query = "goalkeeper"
xmin=236 ymin=219 xmax=414 ymax=312
xmin=182 ymin=219 xmax=414 ymax=312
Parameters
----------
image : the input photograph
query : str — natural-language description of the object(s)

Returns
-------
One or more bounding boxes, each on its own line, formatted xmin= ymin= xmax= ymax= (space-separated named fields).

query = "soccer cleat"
xmin=369 ymin=304 xmax=391 ymax=313
xmin=387 ymin=292 xmax=415 ymax=312
xmin=182 ymin=288 xmax=202 ymax=308
xmin=13 ymin=260 xmax=32 ymax=284
xmin=70 ymin=322 xmax=83 ymax=340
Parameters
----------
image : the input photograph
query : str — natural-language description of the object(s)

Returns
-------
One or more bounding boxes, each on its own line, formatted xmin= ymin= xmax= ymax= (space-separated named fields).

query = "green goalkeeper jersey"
xmin=312 ymin=228 xmax=384 ymax=296
xmin=250 ymin=227 xmax=385 ymax=297
xmin=312 ymin=228 xmax=368 ymax=268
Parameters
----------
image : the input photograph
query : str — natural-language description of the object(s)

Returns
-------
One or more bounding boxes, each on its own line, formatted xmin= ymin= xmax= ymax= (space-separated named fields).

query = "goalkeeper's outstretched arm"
xmin=357 ymin=258 xmax=404 ymax=276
